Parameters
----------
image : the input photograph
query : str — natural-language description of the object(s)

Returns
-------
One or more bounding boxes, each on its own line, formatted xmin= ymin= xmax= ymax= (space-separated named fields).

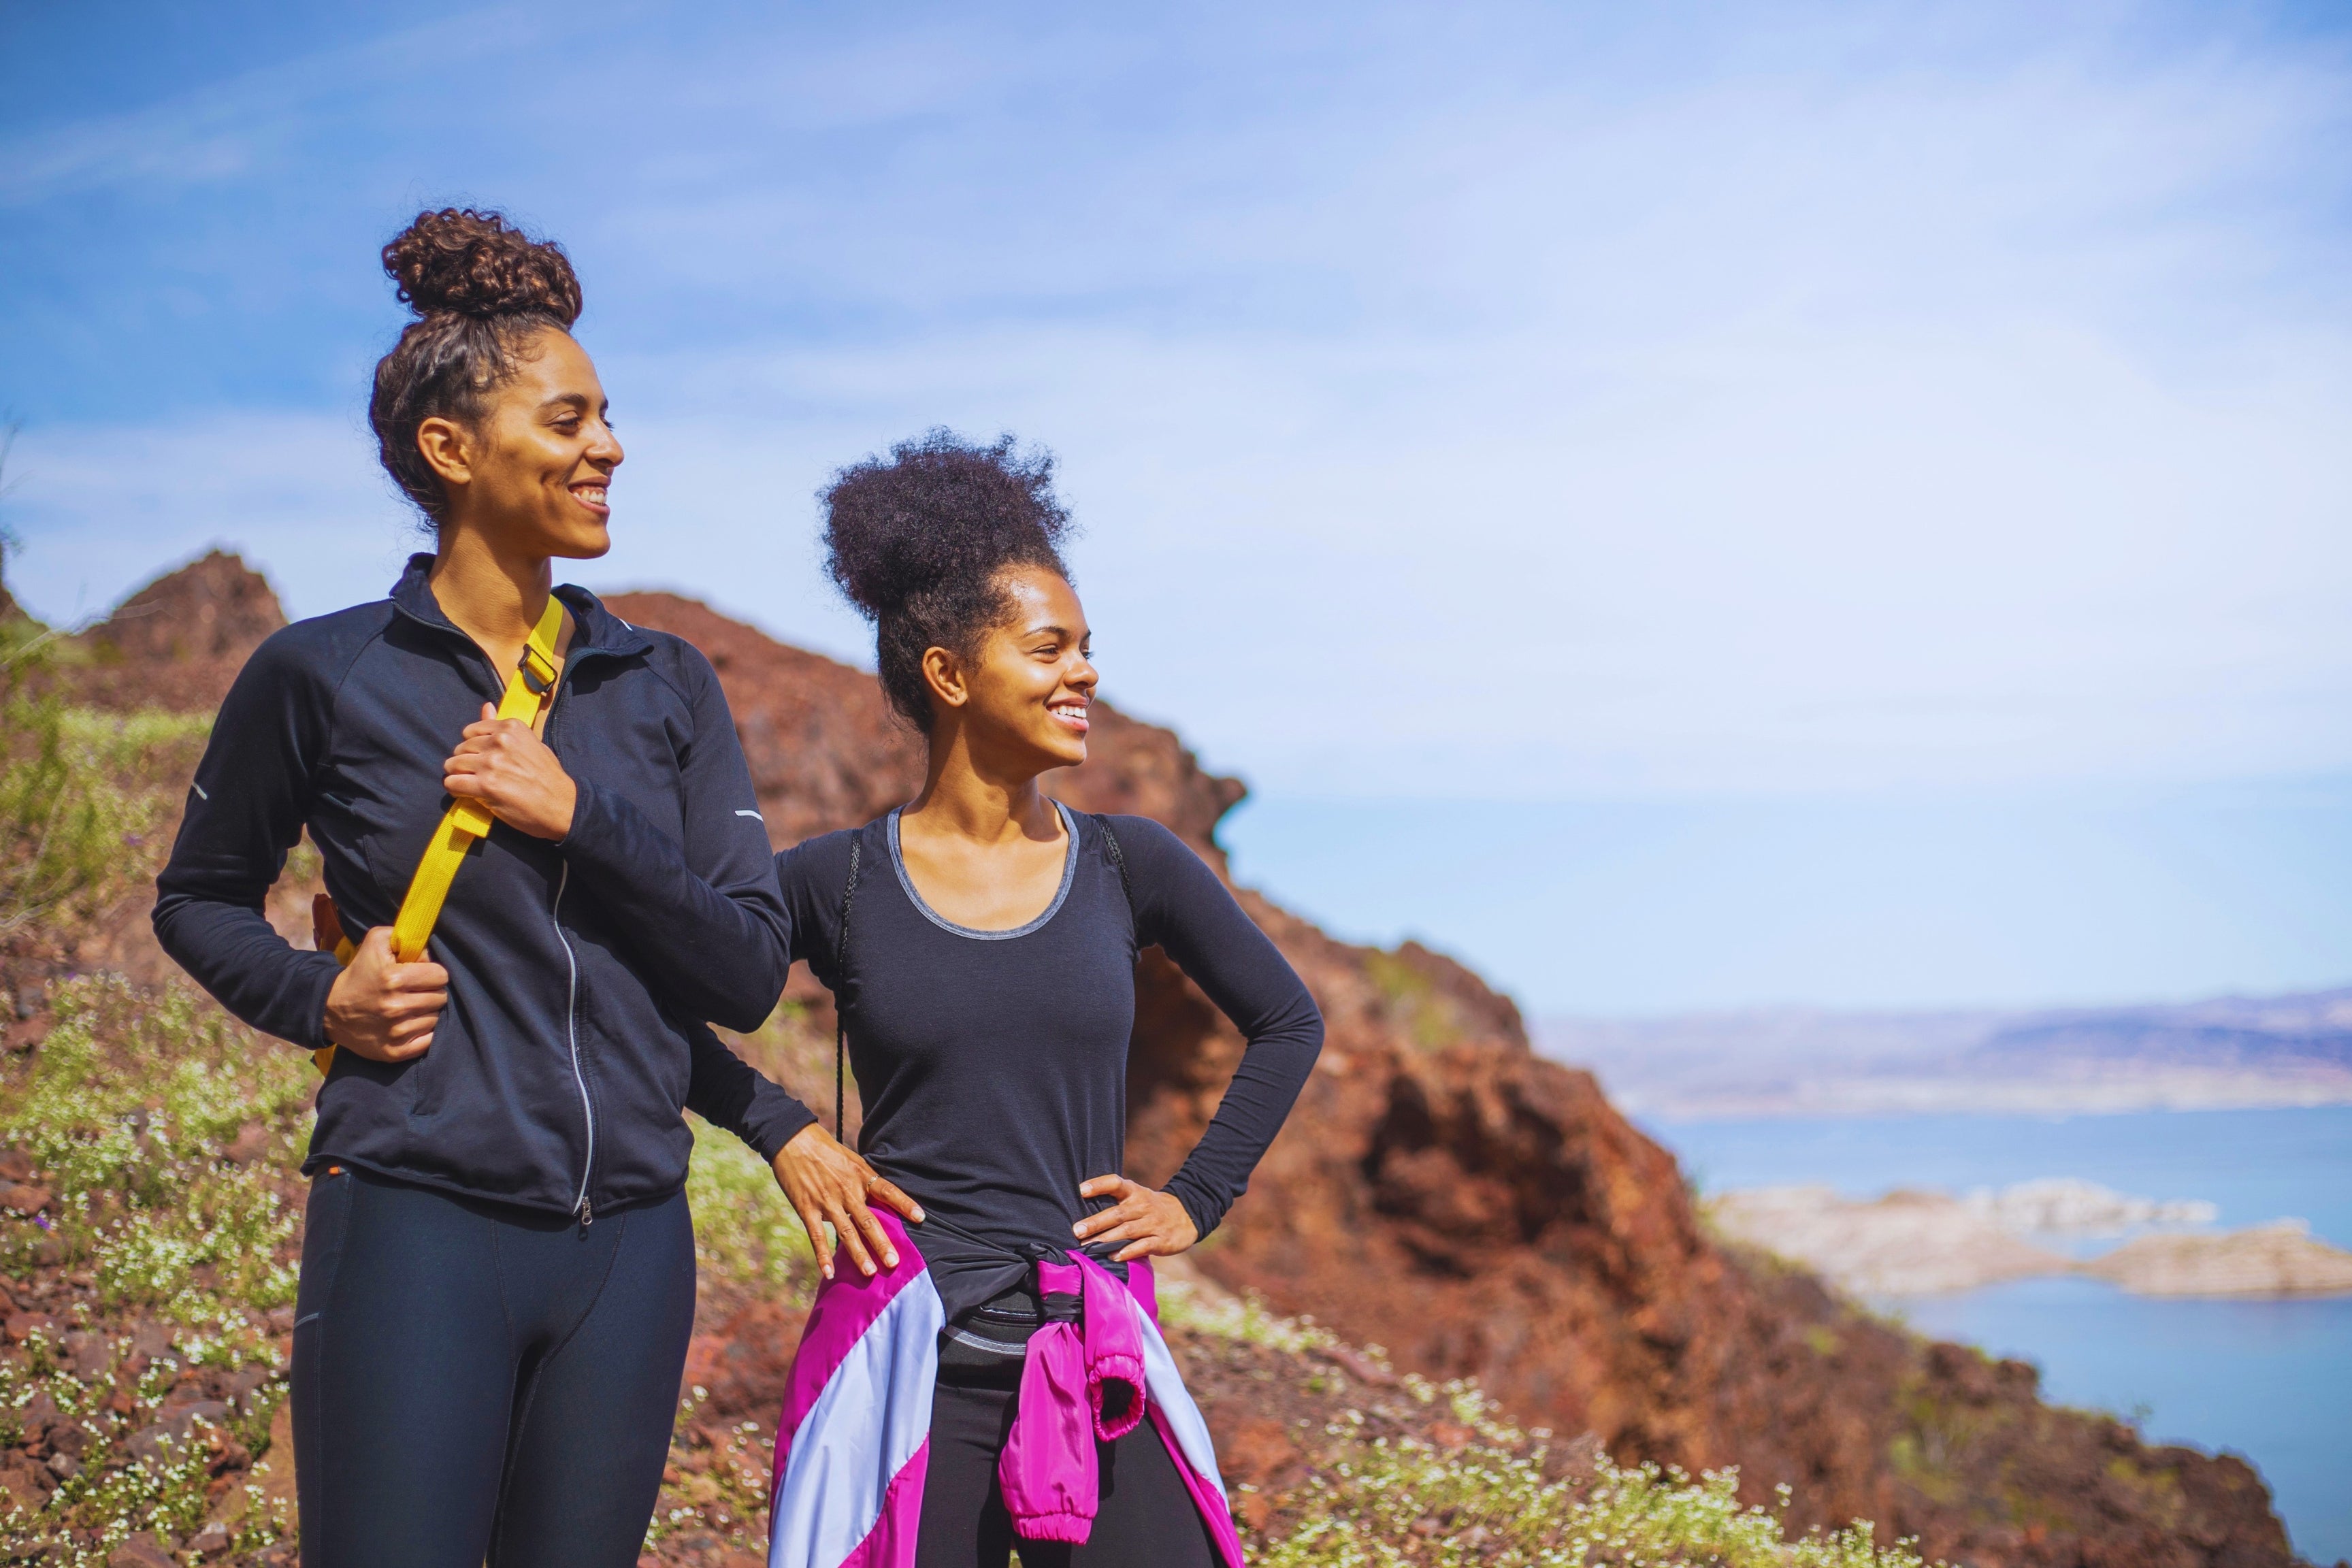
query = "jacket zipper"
xmin=398 ymin=591 xmax=610 ymax=1223
xmin=541 ymin=652 xmax=595 ymax=1227
xmin=551 ymin=860 xmax=594 ymax=1225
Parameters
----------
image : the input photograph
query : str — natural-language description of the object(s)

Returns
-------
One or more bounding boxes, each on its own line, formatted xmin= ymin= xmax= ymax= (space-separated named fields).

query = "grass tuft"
xmin=1 ymin=977 xmax=306 ymax=1561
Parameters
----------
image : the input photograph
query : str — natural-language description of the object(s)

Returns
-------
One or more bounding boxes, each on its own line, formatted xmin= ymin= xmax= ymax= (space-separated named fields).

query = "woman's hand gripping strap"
xmin=309 ymin=595 xmax=564 ymax=1076
xmin=387 ymin=595 xmax=566 ymax=964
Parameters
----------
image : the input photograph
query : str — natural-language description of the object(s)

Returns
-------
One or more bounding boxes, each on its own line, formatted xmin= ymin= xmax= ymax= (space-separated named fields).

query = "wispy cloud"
xmin=5 ymin=0 xmax=2347 ymax=796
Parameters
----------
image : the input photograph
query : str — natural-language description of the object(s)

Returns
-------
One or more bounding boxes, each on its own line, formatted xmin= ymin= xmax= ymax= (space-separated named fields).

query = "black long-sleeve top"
xmin=153 ymin=555 xmax=807 ymax=1218
xmin=778 ymin=805 xmax=1322 ymax=1302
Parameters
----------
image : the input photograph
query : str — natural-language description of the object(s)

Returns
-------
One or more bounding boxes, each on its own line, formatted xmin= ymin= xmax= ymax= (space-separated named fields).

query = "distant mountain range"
xmin=1537 ymin=987 xmax=2352 ymax=1117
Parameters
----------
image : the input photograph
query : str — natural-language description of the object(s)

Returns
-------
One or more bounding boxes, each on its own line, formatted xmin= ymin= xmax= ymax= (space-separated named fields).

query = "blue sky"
xmin=4 ymin=1 xmax=2349 ymax=1014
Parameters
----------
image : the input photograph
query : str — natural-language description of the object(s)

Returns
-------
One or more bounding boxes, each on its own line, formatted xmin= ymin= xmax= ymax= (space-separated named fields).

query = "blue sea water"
xmin=1642 ymin=1108 xmax=2352 ymax=1564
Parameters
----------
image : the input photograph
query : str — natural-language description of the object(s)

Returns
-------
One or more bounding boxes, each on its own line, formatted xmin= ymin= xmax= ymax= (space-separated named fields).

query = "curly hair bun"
xmin=821 ymin=430 xmax=1076 ymax=730
xmin=823 ymin=431 xmax=1072 ymax=619
xmin=381 ymin=208 xmax=582 ymax=327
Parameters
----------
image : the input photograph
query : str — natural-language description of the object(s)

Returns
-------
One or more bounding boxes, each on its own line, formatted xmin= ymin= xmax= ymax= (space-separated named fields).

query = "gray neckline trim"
xmin=885 ymin=802 xmax=1080 ymax=941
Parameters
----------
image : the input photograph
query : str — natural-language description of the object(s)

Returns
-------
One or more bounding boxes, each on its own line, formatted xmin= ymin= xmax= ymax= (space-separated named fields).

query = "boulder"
xmin=70 ymin=551 xmax=288 ymax=714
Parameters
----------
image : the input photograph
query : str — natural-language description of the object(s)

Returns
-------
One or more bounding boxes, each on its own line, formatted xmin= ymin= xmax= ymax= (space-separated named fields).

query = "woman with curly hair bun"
xmin=763 ymin=431 xmax=1324 ymax=1568
xmin=154 ymin=210 xmax=808 ymax=1565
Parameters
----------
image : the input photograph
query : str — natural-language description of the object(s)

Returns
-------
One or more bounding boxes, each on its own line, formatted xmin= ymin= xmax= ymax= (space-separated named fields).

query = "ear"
xmin=416 ymin=415 xmax=475 ymax=491
xmin=919 ymin=645 xmax=970 ymax=713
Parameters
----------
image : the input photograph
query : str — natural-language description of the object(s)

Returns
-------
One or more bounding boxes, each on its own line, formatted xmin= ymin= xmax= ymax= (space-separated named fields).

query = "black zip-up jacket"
xmin=154 ymin=555 xmax=813 ymax=1218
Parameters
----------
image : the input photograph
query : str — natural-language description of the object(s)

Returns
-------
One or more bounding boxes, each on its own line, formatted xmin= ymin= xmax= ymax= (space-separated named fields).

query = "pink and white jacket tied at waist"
xmin=766 ymin=1211 xmax=1245 ymax=1568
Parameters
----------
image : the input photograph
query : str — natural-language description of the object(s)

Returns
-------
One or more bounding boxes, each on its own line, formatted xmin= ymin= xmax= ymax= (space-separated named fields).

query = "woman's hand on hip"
xmin=322 ymin=926 xmax=447 ymax=1062
xmin=1073 ymin=1175 xmax=1198 ymax=1263
xmin=444 ymin=703 xmax=578 ymax=840
xmin=772 ymin=1124 xmax=924 ymax=1281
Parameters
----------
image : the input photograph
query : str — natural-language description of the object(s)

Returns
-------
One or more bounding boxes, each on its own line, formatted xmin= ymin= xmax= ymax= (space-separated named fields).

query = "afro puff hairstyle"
xmin=821 ymin=429 xmax=1075 ymax=732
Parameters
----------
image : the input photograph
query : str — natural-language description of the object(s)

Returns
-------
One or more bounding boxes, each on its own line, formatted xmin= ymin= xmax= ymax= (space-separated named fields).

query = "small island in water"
xmin=1710 ymin=1177 xmax=2352 ymax=1298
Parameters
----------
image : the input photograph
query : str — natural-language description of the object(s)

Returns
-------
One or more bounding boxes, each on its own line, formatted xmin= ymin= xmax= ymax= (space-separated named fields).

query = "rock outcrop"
xmin=67 ymin=550 xmax=287 ymax=713
xmin=1709 ymin=1184 xmax=2352 ymax=1301
xmin=2088 ymin=1222 xmax=2352 ymax=1297
xmin=60 ymin=555 xmax=2309 ymax=1568
xmin=1707 ymin=1186 xmax=2071 ymax=1296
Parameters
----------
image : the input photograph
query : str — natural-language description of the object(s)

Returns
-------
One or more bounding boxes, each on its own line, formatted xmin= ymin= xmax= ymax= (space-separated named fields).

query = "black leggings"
xmin=914 ymin=1378 xmax=1220 ymax=1568
xmin=291 ymin=1166 xmax=696 ymax=1568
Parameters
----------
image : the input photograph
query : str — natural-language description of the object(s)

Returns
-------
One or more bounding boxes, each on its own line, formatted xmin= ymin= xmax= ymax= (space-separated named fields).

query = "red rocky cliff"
xmin=604 ymin=589 xmax=2300 ymax=1568
xmin=74 ymin=559 xmax=2305 ymax=1568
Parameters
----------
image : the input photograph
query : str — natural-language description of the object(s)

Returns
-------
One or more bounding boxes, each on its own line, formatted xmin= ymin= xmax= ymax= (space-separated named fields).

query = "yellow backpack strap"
xmin=314 ymin=595 xmax=567 ymax=1075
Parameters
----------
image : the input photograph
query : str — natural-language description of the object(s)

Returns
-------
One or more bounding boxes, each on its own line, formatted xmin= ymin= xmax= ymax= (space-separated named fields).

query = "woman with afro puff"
xmin=762 ymin=431 xmax=1324 ymax=1568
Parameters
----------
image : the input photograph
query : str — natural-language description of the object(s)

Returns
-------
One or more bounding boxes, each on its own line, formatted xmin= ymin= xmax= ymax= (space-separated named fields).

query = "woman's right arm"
xmin=152 ymin=631 xmax=347 ymax=1049
xmin=153 ymin=627 xmax=448 ymax=1060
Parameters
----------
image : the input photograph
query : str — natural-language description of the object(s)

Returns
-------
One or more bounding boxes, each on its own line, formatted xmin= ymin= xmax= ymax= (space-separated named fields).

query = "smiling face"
xmin=928 ymin=566 xmax=1097 ymax=774
xmin=419 ymin=327 xmax=622 ymax=560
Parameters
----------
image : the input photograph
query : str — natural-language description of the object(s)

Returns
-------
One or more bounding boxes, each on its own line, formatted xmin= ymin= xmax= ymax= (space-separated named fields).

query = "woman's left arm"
xmin=1073 ymin=816 xmax=1323 ymax=1262
xmin=447 ymin=647 xmax=791 ymax=1030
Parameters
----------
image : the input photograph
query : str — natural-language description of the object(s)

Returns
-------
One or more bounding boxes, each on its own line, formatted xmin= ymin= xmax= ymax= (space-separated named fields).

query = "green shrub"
xmin=2 ymin=978 xmax=310 ymax=1326
xmin=0 ymin=648 xmax=210 ymax=938
xmin=1160 ymin=1272 xmax=1339 ymax=1356
xmin=1260 ymin=1436 xmax=1925 ymax=1568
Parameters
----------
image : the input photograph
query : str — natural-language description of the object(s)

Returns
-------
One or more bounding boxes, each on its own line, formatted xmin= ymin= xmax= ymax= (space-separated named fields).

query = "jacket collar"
xmin=388 ymin=552 xmax=654 ymax=664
